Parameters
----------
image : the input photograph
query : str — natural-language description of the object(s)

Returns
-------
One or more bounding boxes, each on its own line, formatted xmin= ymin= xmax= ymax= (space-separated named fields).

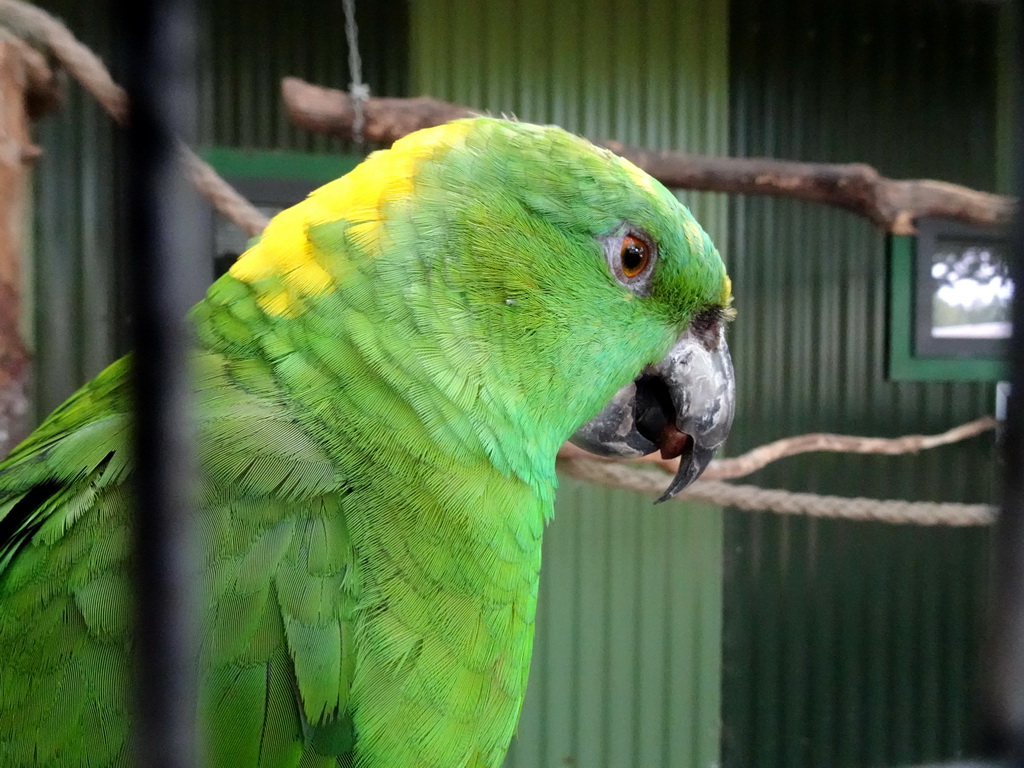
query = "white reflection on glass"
xmin=931 ymin=242 xmax=1013 ymax=339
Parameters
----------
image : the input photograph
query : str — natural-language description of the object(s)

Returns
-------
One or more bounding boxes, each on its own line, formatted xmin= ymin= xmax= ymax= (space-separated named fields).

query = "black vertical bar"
xmin=118 ymin=1 xmax=204 ymax=767
xmin=988 ymin=1 xmax=1024 ymax=765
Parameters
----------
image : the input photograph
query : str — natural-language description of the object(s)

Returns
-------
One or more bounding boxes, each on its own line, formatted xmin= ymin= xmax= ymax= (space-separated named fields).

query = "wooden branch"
xmin=602 ymin=145 xmax=1013 ymax=235
xmin=556 ymin=415 xmax=997 ymax=483
xmin=0 ymin=33 xmax=44 ymax=454
xmin=282 ymin=77 xmax=477 ymax=144
xmin=282 ymin=76 xmax=1014 ymax=235
xmin=0 ymin=0 xmax=115 ymax=120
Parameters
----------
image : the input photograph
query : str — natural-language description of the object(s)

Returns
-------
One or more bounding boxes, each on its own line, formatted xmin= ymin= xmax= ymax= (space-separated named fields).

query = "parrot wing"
xmin=0 ymin=352 xmax=359 ymax=768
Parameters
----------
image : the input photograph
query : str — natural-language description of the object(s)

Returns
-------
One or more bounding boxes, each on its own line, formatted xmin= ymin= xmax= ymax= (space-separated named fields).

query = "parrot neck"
xmin=326 ymin=319 xmax=573 ymax=508
xmin=273 ymin=321 xmax=553 ymax=767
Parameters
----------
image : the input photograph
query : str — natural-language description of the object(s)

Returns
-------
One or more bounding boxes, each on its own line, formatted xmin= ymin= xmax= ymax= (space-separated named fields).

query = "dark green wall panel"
xmin=723 ymin=2 xmax=1000 ymax=767
xmin=196 ymin=0 xmax=406 ymax=152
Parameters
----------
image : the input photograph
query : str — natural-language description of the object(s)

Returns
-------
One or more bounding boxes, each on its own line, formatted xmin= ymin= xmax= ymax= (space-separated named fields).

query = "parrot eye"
xmin=620 ymin=235 xmax=650 ymax=278
xmin=603 ymin=228 xmax=657 ymax=296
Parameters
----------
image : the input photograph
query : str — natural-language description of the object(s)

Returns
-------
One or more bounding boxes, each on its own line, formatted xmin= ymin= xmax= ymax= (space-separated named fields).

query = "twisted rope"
xmin=177 ymin=143 xmax=269 ymax=236
xmin=0 ymin=0 xmax=127 ymax=121
xmin=559 ymin=457 xmax=997 ymax=527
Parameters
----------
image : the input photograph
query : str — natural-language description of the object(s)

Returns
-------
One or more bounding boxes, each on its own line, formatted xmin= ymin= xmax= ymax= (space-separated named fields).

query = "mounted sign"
xmin=888 ymin=218 xmax=1010 ymax=381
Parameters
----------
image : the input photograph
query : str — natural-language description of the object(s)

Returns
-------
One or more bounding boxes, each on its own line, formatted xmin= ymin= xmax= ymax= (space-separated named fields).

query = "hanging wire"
xmin=342 ymin=0 xmax=369 ymax=146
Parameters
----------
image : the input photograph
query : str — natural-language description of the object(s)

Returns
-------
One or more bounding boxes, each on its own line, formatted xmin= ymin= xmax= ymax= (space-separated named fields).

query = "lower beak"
xmin=569 ymin=326 xmax=735 ymax=502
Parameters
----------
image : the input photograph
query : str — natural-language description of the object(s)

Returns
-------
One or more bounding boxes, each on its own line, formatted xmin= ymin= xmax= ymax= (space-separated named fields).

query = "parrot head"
xmin=229 ymin=117 xmax=734 ymax=499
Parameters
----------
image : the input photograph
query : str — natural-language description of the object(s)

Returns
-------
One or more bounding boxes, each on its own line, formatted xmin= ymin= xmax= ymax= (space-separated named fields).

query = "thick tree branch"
xmin=601 ymin=145 xmax=1013 ymax=235
xmin=282 ymin=77 xmax=477 ymax=143
xmin=282 ymin=76 xmax=1014 ymax=235
xmin=0 ymin=33 xmax=48 ymax=453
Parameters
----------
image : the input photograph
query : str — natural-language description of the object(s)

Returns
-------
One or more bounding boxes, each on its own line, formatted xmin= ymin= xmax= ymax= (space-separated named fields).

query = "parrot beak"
xmin=569 ymin=322 xmax=735 ymax=502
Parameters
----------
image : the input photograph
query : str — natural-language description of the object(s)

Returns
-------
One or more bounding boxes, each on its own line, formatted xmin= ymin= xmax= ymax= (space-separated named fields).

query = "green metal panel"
xmin=411 ymin=0 xmax=731 ymax=257
xmin=198 ymin=147 xmax=361 ymax=185
xmin=515 ymin=482 xmax=723 ymax=768
xmin=723 ymin=2 xmax=1000 ymax=766
xmin=195 ymin=0 xmax=407 ymax=152
xmin=995 ymin=2 xmax=1017 ymax=194
xmin=410 ymin=2 xmax=729 ymax=766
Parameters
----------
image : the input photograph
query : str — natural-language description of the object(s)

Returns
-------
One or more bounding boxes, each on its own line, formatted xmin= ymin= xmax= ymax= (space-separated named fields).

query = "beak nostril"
xmin=689 ymin=307 xmax=726 ymax=352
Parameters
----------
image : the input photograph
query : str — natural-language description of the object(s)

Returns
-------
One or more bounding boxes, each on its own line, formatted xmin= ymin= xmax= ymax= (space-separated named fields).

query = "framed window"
xmin=888 ymin=218 xmax=1009 ymax=382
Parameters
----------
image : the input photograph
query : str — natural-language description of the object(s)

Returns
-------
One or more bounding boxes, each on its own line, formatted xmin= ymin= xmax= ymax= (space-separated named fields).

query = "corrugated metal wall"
xmin=27 ymin=2 xmax=125 ymax=427
xmin=24 ymin=2 xmax=1004 ymax=767
xmin=517 ymin=479 xmax=722 ymax=768
xmin=722 ymin=2 xmax=999 ymax=766
xmin=411 ymin=0 xmax=730 ymax=253
xmin=410 ymin=2 xmax=731 ymax=766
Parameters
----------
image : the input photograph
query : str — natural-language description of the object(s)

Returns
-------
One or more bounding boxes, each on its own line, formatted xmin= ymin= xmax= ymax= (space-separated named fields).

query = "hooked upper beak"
xmin=569 ymin=323 xmax=735 ymax=502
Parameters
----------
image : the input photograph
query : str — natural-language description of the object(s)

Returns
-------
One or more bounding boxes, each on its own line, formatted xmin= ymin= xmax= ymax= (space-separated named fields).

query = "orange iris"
xmin=620 ymin=235 xmax=650 ymax=278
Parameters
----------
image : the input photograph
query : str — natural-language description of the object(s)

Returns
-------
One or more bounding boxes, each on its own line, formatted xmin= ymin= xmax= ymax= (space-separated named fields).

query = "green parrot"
xmin=0 ymin=117 xmax=734 ymax=767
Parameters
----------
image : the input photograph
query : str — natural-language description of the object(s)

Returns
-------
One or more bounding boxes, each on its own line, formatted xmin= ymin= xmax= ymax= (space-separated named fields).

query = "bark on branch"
xmin=282 ymin=77 xmax=477 ymax=144
xmin=0 ymin=32 xmax=51 ymax=453
xmin=282 ymin=76 xmax=1014 ymax=235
